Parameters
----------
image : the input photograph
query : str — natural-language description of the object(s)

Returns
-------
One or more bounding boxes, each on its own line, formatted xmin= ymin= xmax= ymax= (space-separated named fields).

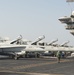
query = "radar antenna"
xmin=66 ymin=0 xmax=74 ymax=14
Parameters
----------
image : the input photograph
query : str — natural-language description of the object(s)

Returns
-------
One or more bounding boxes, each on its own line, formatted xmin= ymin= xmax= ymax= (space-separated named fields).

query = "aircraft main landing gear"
xmin=14 ymin=54 xmax=19 ymax=60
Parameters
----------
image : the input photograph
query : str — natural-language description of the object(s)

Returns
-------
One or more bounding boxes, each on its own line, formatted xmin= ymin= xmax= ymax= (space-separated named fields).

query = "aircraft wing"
xmin=48 ymin=39 xmax=58 ymax=45
xmin=31 ymin=35 xmax=45 ymax=45
xmin=0 ymin=45 xmax=26 ymax=58
xmin=10 ymin=35 xmax=22 ymax=44
xmin=61 ymin=41 xmax=70 ymax=47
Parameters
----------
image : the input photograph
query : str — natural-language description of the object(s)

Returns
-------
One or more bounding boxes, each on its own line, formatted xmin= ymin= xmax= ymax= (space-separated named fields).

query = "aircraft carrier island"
xmin=59 ymin=0 xmax=74 ymax=36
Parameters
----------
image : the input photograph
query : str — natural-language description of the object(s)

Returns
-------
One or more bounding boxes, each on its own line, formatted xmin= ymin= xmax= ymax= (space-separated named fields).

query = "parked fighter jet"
xmin=0 ymin=35 xmax=45 ymax=60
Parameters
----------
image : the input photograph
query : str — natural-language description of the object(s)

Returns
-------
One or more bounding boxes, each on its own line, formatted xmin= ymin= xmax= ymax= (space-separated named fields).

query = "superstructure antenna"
xmin=66 ymin=0 xmax=74 ymax=2
xmin=66 ymin=0 xmax=74 ymax=15
xmin=67 ymin=2 xmax=72 ymax=13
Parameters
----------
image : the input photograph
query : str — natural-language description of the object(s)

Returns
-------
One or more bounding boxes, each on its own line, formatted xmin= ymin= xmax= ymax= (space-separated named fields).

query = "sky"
xmin=0 ymin=0 xmax=74 ymax=45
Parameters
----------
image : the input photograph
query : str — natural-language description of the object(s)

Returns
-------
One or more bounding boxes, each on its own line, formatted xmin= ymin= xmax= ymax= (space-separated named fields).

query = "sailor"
xmin=56 ymin=51 xmax=61 ymax=63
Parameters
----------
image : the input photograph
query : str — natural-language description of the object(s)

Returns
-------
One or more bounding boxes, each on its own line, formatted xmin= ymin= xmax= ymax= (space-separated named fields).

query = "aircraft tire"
xmin=14 ymin=55 xmax=19 ymax=60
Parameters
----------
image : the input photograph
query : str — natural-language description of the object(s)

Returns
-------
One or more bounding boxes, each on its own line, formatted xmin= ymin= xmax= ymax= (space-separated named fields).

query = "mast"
xmin=66 ymin=0 xmax=74 ymax=2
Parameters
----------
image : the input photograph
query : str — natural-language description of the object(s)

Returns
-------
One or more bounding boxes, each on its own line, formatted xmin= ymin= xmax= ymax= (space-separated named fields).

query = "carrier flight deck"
xmin=0 ymin=57 xmax=74 ymax=75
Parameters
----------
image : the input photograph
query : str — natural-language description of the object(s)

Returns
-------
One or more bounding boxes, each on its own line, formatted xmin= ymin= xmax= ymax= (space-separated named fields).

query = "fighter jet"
xmin=0 ymin=35 xmax=45 ymax=60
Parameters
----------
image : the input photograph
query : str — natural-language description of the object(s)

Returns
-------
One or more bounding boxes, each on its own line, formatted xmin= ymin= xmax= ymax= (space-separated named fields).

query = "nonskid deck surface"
xmin=0 ymin=57 xmax=74 ymax=75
